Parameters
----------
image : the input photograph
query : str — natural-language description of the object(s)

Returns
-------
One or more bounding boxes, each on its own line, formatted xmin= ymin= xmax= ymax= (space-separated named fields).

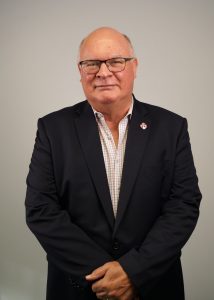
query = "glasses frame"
xmin=79 ymin=57 xmax=135 ymax=74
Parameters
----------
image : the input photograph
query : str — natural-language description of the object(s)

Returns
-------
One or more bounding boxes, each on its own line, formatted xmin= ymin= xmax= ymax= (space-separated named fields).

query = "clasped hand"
xmin=85 ymin=261 xmax=137 ymax=300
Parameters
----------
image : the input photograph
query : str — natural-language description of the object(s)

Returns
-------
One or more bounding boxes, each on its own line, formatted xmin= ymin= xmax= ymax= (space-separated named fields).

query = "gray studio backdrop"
xmin=0 ymin=1 xmax=213 ymax=299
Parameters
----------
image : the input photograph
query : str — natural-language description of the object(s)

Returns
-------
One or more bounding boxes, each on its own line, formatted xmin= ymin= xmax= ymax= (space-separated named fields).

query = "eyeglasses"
xmin=79 ymin=57 xmax=135 ymax=74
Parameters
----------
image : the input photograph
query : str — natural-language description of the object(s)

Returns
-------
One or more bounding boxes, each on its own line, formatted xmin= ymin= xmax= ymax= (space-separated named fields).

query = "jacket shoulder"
xmin=40 ymin=100 xmax=87 ymax=122
xmin=135 ymin=99 xmax=186 ymax=125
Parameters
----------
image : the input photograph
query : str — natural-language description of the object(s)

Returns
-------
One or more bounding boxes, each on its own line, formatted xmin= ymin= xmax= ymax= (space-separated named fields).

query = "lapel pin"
xmin=140 ymin=122 xmax=148 ymax=130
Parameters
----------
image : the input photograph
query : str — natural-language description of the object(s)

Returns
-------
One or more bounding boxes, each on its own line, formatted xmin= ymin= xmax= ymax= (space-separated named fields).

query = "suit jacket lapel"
xmin=113 ymin=99 xmax=151 ymax=235
xmin=74 ymin=102 xmax=115 ymax=230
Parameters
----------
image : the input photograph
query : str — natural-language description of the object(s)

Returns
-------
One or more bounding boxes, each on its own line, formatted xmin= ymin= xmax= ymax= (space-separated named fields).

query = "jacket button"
xmin=69 ymin=278 xmax=77 ymax=287
xmin=113 ymin=240 xmax=120 ymax=250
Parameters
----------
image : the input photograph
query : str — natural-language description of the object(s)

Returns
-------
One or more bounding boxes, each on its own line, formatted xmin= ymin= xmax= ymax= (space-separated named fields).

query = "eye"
xmin=109 ymin=58 xmax=124 ymax=66
xmin=85 ymin=60 xmax=100 ymax=67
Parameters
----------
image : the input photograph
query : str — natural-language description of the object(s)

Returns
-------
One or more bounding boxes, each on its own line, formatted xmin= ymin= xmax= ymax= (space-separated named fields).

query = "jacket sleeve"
xmin=25 ymin=118 xmax=112 ymax=286
xmin=118 ymin=118 xmax=202 ymax=296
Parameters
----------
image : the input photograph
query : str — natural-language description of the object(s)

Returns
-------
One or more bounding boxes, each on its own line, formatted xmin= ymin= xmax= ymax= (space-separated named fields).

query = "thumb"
xmin=85 ymin=264 xmax=108 ymax=281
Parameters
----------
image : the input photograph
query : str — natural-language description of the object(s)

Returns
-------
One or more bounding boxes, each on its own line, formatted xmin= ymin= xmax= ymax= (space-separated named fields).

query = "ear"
xmin=78 ymin=64 xmax=82 ymax=73
xmin=78 ymin=64 xmax=82 ymax=82
xmin=133 ymin=58 xmax=138 ymax=79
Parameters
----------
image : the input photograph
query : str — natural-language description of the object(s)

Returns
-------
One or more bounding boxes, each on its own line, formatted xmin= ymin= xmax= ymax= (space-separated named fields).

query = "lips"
xmin=95 ymin=84 xmax=117 ymax=88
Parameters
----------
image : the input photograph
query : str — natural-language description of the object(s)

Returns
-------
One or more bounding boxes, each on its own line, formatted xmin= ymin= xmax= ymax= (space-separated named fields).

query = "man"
xmin=25 ymin=27 xmax=202 ymax=300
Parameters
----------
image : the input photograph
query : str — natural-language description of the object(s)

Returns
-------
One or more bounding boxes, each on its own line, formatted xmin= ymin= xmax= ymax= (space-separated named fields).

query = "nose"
xmin=96 ymin=62 xmax=113 ymax=77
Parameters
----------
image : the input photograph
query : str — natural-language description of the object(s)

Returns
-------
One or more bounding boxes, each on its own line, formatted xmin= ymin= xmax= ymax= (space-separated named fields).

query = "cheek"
xmin=81 ymin=76 xmax=94 ymax=91
xmin=118 ymin=73 xmax=135 ymax=89
xmin=116 ymin=67 xmax=136 ymax=83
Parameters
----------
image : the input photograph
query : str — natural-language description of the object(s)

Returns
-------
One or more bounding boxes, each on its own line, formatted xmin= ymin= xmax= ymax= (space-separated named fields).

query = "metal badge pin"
xmin=140 ymin=122 xmax=147 ymax=130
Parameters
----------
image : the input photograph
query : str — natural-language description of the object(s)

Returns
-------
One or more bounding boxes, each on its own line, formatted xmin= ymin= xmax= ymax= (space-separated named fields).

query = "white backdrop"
xmin=0 ymin=1 xmax=213 ymax=299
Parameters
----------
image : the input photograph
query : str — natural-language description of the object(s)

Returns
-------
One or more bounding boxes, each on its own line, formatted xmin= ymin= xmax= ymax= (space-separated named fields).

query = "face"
xmin=78 ymin=29 xmax=138 ymax=110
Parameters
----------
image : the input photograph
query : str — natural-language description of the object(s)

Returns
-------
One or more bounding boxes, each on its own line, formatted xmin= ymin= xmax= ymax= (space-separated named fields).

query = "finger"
xmin=101 ymin=273 xmax=131 ymax=293
xmin=107 ymin=286 xmax=131 ymax=299
xmin=91 ymin=278 xmax=106 ymax=293
xmin=87 ymin=261 xmax=119 ymax=282
xmin=106 ymin=278 xmax=131 ymax=291
xmin=85 ymin=265 xmax=107 ymax=281
xmin=95 ymin=290 xmax=108 ymax=298
xmin=92 ymin=275 xmax=130 ymax=295
xmin=119 ymin=287 xmax=134 ymax=300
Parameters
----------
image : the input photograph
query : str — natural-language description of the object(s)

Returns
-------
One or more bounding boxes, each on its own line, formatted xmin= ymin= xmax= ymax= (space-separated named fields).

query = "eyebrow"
xmin=79 ymin=55 xmax=128 ymax=61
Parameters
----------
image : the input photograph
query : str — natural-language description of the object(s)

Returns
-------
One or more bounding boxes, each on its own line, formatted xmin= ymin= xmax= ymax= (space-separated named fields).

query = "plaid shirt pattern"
xmin=92 ymin=101 xmax=133 ymax=217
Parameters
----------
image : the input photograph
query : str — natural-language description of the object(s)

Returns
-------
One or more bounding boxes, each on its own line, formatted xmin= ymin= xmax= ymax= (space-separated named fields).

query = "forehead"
xmin=79 ymin=34 xmax=132 ymax=60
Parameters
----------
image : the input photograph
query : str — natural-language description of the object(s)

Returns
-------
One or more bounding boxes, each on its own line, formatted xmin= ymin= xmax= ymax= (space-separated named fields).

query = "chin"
xmin=86 ymin=89 xmax=125 ymax=108
xmin=94 ymin=91 xmax=118 ymax=104
xmin=98 ymin=97 xmax=118 ymax=106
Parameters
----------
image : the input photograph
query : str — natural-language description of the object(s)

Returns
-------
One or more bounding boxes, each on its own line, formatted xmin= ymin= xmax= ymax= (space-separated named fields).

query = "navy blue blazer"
xmin=25 ymin=97 xmax=202 ymax=300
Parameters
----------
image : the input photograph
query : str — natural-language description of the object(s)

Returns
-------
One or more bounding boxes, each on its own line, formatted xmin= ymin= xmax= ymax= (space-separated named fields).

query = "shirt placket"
xmin=96 ymin=114 xmax=129 ymax=217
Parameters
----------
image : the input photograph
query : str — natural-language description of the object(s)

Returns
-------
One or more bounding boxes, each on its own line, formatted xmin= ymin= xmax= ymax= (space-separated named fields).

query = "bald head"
xmin=78 ymin=27 xmax=135 ymax=61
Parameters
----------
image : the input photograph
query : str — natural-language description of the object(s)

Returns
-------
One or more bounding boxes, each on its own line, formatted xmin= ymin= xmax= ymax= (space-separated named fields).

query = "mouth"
xmin=95 ymin=84 xmax=117 ymax=89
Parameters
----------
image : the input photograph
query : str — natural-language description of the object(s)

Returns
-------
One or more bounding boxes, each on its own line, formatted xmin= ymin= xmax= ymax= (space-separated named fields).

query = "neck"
xmin=91 ymin=96 xmax=132 ymax=124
